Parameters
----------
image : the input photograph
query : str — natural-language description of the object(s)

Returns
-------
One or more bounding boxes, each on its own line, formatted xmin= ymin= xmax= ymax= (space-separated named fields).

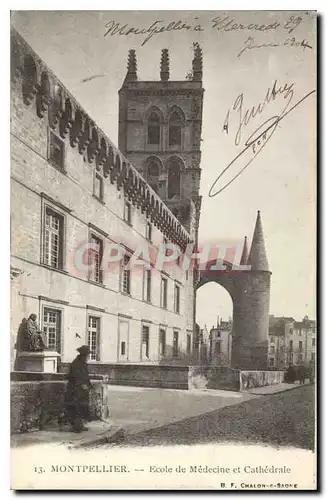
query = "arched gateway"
xmin=196 ymin=211 xmax=271 ymax=370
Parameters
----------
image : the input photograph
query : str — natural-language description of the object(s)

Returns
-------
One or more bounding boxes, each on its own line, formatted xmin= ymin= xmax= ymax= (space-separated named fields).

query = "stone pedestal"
xmin=16 ymin=350 xmax=60 ymax=373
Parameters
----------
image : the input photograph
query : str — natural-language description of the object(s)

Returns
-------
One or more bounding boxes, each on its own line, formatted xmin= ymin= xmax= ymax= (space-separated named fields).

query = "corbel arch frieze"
xmin=78 ymin=118 xmax=92 ymax=154
xmin=110 ymin=153 xmax=121 ymax=186
xmin=36 ymin=71 xmax=52 ymax=118
xmin=103 ymin=146 xmax=115 ymax=178
xmin=11 ymin=36 xmax=24 ymax=81
xmin=96 ymin=136 xmax=109 ymax=170
xmin=22 ymin=54 xmax=40 ymax=105
xmin=11 ymin=32 xmax=192 ymax=253
xmin=118 ymin=161 xmax=128 ymax=190
xmin=48 ymin=83 xmax=65 ymax=131
xmin=59 ymin=97 xmax=74 ymax=139
xmin=70 ymin=108 xmax=84 ymax=147
xmin=87 ymin=126 xmax=100 ymax=164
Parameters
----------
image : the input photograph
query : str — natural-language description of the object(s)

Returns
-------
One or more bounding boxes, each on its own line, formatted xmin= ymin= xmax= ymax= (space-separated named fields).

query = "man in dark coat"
xmin=63 ymin=345 xmax=93 ymax=433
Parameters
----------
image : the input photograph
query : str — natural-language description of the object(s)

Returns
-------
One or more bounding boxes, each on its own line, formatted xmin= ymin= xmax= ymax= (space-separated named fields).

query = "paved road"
xmin=106 ymin=385 xmax=258 ymax=435
xmin=117 ymin=385 xmax=315 ymax=450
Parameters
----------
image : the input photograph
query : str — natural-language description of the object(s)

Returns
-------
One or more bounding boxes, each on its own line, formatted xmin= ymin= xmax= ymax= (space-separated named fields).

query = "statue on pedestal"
xmin=17 ymin=314 xmax=47 ymax=352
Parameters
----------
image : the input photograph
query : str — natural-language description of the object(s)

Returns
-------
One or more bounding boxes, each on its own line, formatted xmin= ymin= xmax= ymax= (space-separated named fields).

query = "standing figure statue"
xmin=25 ymin=314 xmax=47 ymax=351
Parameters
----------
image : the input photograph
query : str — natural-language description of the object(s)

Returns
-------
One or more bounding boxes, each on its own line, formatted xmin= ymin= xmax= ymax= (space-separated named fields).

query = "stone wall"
xmin=188 ymin=366 xmax=241 ymax=391
xmin=188 ymin=366 xmax=285 ymax=392
xmin=10 ymin=372 xmax=109 ymax=434
xmin=239 ymin=370 xmax=285 ymax=391
xmin=60 ymin=362 xmax=190 ymax=390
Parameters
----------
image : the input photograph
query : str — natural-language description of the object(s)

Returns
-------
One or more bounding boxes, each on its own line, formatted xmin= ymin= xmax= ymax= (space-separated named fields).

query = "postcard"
xmin=10 ymin=9 xmax=316 ymax=490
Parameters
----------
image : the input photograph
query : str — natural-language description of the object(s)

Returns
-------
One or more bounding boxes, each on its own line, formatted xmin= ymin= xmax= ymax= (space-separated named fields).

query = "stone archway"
xmin=196 ymin=212 xmax=271 ymax=370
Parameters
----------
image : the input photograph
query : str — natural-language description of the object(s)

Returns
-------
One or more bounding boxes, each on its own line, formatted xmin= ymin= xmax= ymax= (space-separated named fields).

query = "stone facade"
xmin=268 ymin=315 xmax=316 ymax=369
xmin=10 ymin=29 xmax=198 ymax=370
xmin=209 ymin=319 xmax=232 ymax=366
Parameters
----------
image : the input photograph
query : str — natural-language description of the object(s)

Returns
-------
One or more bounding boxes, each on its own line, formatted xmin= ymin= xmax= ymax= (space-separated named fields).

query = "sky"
xmin=11 ymin=10 xmax=316 ymax=328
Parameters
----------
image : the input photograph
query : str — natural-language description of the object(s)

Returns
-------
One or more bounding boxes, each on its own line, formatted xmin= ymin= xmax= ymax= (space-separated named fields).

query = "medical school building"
xmin=10 ymin=29 xmax=204 ymax=370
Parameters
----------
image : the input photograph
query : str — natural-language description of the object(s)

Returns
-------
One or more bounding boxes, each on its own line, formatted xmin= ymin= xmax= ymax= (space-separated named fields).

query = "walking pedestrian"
xmin=298 ymin=364 xmax=306 ymax=385
xmin=62 ymin=345 xmax=93 ymax=433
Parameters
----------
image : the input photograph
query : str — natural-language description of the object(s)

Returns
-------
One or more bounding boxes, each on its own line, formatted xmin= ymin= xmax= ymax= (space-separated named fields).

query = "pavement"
xmin=242 ymin=381 xmax=306 ymax=395
xmin=120 ymin=384 xmax=315 ymax=450
xmin=11 ymin=382 xmax=311 ymax=449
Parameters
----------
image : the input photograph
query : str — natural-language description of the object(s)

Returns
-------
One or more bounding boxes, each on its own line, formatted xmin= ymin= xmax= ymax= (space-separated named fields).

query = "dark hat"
xmin=77 ymin=345 xmax=91 ymax=355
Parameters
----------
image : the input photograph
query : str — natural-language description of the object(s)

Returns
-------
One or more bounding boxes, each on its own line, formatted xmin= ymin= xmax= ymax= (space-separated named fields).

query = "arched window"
xmin=147 ymin=160 xmax=160 ymax=193
xmin=168 ymin=160 xmax=181 ymax=199
xmin=169 ymin=111 xmax=182 ymax=147
xmin=147 ymin=112 xmax=160 ymax=145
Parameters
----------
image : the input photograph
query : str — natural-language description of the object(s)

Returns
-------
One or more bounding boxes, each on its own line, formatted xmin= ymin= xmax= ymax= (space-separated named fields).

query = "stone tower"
xmin=197 ymin=211 xmax=271 ymax=370
xmin=231 ymin=211 xmax=271 ymax=369
xmin=118 ymin=44 xmax=204 ymax=241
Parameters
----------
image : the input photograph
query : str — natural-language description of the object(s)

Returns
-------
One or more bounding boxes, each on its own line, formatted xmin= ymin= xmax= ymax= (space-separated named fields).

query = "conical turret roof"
xmin=248 ymin=211 xmax=270 ymax=271
xmin=240 ymin=236 xmax=249 ymax=265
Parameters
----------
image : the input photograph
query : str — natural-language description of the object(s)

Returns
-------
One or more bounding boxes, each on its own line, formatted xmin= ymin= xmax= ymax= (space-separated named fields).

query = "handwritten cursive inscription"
xmin=223 ymin=80 xmax=295 ymax=146
xmin=209 ymin=85 xmax=316 ymax=197
xmin=211 ymin=14 xmax=303 ymax=34
xmin=237 ymin=35 xmax=313 ymax=59
xmin=104 ymin=19 xmax=204 ymax=46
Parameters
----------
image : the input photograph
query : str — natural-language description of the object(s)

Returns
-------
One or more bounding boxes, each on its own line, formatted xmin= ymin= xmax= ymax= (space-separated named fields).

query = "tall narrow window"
xmin=159 ymin=329 xmax=166 ymax=357
xmin=88 ymin=316 xmax=100 ymax=361
xmin=89 ymin=234 xmax=103 ymax=283
xmin=174 ymin=284 xmax=180 ymax=313
xmin=43 ymin=308 xmax=62 ymax=353
xmin=289 ymin=340 xmax=293 ymax=349
xmin=147 ymin=161 xmax=159 ymax=193
xmin=144 ymin=269 xmax=151 ymax=302
xmin=169 ymin=111 xmax=182 ymax=147
xmin=122 ymin=255 xmax=131 ymax=294
xmin=312 ymin=338 xmax=316 ymax=346
xmin=299 ymin=341 xmax=303 ymax=351
xmin=94 ymin=172 xmax=104 ymax=201
xmin=141 ymin=325 xmax=150 ymax=360
xmin=43 ymin=207 xmax=64 ymax=269
xmin=168 ymin=160 xmax=181 ymax=199
xmin=147 ymin=112 xmax=160 ymax=145
xmin=173 ymin=331 xmax=179 ymax=358
xmin=124 ymin=201 xmax=132 ymax=225
xmin=161 ymin=277 xmax=168 ymax=309
xmin=49 ymin=130 xmax=65 ymax=170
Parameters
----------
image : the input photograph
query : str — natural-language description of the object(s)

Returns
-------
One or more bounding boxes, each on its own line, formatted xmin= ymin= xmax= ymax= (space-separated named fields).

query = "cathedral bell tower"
xmin=118 ymin=43 xmax=204 ymax=242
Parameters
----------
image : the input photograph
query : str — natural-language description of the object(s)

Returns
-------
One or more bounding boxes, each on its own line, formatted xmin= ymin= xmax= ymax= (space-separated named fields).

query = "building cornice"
xmin=11 ymin=27 xmax=192 ymax=250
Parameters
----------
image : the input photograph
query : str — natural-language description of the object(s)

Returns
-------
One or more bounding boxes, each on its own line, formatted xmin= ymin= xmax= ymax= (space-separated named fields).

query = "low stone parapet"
xmin=239 ymin=370 xmax=285 ymax=391
xmin=188 ymin=366 xmax=286 ymax=392
xmin=10 ymin=372 xmax=109 ymax=434
xmin=188 ymin=366 xmax=241 ymax=391
xmin=59 ymin=362 xmax=190 ymax=390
